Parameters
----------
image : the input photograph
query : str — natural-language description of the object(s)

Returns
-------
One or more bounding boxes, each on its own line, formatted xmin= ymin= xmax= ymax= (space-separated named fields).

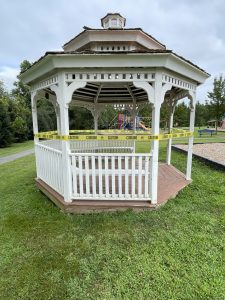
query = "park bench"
xmin=198 ymin=129 xmax=217 ymax=136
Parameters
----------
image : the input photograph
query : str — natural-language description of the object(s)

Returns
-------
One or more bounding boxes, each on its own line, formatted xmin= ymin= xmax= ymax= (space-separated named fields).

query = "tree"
xmin=174 ymin=103 xmax=189 ymax=127
xmin=0 ymin=81 xmax=13 ymax=147
xmin=37 ymin=100 xmax=57 ymax=132
xmin=207 ymin=75 xmax=225 ymax=129
xmin=69 ymin=107 xmax=93 ymax=129
xmin=11 ymin=60 xmax=34 ymax=139
xmin=195 ymin=101 xmax=208 ymax=127
xmin=12 ymin=60 xmax=32 ymax=108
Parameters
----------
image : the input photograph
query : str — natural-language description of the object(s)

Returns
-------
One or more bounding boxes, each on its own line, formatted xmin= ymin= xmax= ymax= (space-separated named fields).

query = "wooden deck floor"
xmin=36 ymin=163 xmax=191 ymax=213
xmin=157 ymin=164 xmax=190 ymax=205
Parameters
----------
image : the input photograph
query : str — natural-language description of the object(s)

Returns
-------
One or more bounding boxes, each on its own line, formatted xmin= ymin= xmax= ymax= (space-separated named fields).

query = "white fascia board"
xmin=64 ymin=31 xmax=137 ymax=51
xmin=165 ymin=54 xmax=210 ymax=84
xmin=64 ymin=30 xmax=164 ymax=51
xmin=19 ymin=56 xmax=55 ymax=84
xmin=136 ymin=32 xmax=165 ymax=50
xmin=20 ymin=53 xmax=209 ymax=85
xmin=51 ymin=53 xmax=168 ymax=68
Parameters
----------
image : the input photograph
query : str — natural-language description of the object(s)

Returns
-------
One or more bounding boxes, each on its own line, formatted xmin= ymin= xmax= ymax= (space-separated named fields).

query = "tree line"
xmin=0 ymin=60 xmax=225 ymax=148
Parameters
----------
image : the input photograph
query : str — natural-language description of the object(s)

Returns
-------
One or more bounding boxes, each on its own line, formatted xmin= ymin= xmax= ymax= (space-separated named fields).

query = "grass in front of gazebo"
xmin=0 ymin=140 xmax=34 ymax=157
xmin=0 ymin=146 xmax=224 ymax=299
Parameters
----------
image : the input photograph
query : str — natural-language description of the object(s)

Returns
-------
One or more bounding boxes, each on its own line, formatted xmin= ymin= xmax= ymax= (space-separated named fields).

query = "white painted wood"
xmin=166 ymin=107 xmax=174 ymax=165
xmin=111 ymin=156 xmax=116 ymax=197
xmin=78 ymin=155 xmax=83 ymax=197
xmin=149 ymin=72 xmax=163 ymax=204
xmin=70 ymin=140 xmax=134 ymax=153
xmin=186 ymin=104 xmax=196 ymax=180
xmin=35 ymin=143 xmax=63 ymax=195
xmin=71 ymin=155 xmax=77 ymax=196
xmin=131 ymin=156 xmax=135 ymax=197
xmin=91 ymin=156 xmax=96 ymax=197
xmin=125 ymin=156 xmax=129 ymax=197
xmin=98 ymin=156 xmax=103 ymax=196
xmin=138 ymin=156 xmax=142 ymax=197
xmin=85 ymin=155 xmax=90 ymax=196
xmin=70 ymin=152 xmax=151 ymax=200
xmin=118 ymin=155 xmax=122 ymax=198
xmin=105 ymin=156 xmax=109 ymax=197
xmin=94 ymin=116 xmax=98 ymax=134
xmin=144 ymin=156 xmax=149 ymax=198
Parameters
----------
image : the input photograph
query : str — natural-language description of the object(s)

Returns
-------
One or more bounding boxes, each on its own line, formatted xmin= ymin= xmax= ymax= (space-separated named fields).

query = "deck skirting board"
xmin=36 ymin=163 xmax=191 ymax=213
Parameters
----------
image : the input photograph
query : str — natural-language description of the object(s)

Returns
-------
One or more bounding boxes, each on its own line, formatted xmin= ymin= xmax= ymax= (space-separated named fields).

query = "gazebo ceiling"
xmin=72 ymin=82 xmax=148 ymax=104
xmin=45 ymin=82 xmax=183 ymax=105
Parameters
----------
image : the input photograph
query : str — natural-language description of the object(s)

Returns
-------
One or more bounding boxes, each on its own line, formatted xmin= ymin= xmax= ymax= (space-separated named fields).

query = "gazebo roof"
xmin=20 ymin=13 xmax=210 ymax=85
xmin=62 ymin=27 xmax=166 ymax=50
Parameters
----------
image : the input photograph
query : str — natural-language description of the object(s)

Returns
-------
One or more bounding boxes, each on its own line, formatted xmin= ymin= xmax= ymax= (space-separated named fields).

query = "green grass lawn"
xmin=0 ymin=140 xmax=34 ymax=157
xmin=0 ymin=144 xmax=224 ymax=299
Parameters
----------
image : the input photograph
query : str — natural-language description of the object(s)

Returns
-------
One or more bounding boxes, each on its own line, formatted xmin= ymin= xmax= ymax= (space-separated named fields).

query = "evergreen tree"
xmin=207 ymin=75 xmax=225 ymax=129
xmin=0 ymin=82 xmax=13 ymax=147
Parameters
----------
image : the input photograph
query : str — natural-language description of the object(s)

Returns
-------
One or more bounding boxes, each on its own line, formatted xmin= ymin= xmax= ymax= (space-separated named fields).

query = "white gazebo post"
xmin=150 ymin=72 xmax=164 ymax=204
xmin=55 ymin=104 xmax=61 ymax=134
xmin=59 ymin=97 xmax=72 ymax=202
xmin=166 ymin=100 xmax=176 ymax=165
xmin=31 ymin=91 xmax=39 ymax=144
xmin=150 ymin=102 xmax=161 ymax=203
xmin=186 ymin=92 xmax=196 ymax=180
xmin=94 ymin=113 xmax=98 ymax=133
xmin=134 ymin=74 xmax=171 ymax=204
xmin=51 ymin=74 xmax=72 ymax=203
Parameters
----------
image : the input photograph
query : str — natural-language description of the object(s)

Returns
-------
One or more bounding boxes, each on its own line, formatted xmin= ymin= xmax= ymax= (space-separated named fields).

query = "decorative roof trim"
xmin=20 ymin=49 xmax=209 ymax=76
xmin=63 ymin=28 xmax=165 ymax=49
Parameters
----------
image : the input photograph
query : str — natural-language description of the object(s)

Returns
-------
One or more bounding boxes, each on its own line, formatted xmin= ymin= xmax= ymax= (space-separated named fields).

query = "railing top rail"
xmin=69 ymin=153 xmax=152 ymax=157
xmin=36 ymin=142 xmax=62 ymax=154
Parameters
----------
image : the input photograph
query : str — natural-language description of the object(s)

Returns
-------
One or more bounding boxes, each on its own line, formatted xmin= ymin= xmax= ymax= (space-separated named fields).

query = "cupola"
xmin=101 ymin=13 xmax=126 ymax=29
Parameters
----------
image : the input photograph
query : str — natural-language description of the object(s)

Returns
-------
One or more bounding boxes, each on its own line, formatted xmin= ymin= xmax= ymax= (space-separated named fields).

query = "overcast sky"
xmin=0 ymin=0 xmax=225 ymax=103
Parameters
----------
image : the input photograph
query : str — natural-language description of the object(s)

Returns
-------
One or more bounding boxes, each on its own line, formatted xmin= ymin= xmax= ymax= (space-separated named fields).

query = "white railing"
xmin=40 ymin=140 xmax=62 ymax=151
xmin=70 ymin=153 xmax=152 ymax=200
xmin=39 ymin=140 xmax=134 ymax=153
xmin=35 ymin=143 xmax=64 ymax=195
xmin=70 ymin=140 xmax=135 ymax=153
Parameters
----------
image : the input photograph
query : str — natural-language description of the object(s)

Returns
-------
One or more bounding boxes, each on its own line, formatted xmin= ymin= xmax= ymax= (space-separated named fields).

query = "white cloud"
xmin=0 ymin=66 xmax=19 ymax=91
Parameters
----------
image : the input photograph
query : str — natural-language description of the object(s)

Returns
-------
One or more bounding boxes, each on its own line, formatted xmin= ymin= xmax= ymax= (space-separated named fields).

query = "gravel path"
xmin=175 ymin=143 xmax=225 ymax=166
xmin=0 ymin=149 xmax=34 ymax=165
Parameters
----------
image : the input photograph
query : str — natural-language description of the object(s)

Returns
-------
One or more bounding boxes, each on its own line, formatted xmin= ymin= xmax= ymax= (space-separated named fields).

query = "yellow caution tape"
xmin=34 ymin=131 xmax=193 ymax=141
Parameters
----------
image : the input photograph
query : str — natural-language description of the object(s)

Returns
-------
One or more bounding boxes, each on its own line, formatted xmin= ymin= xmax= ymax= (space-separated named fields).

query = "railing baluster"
xmin=98 ymin=156 xmax=103 ymax=197
xmin=132 ymin=156 xmax=135 ymax=198
xmin=105 ymin=156 xmax=109 ymax=197
xmin=78 ymin=155 xmax=83 ymax=196
xmin=111 ymin=156 xmax=116 ymax=197
xmin=138 ymin=156 xmax=142 ymax=197
xmin=84 ymin=155 xmax=90 ymax=196
xmin=92 ymin=155 xmax=96 ymax=197
xmin=144 ymin=156 xmax=149 ymax=198
xmin=125 ymin=156 xmax=129 ymax=197
xmin=71 ymin=155 xmax=77 ymax=196
xmin=118 ymin=155 xmax=122 ymax=197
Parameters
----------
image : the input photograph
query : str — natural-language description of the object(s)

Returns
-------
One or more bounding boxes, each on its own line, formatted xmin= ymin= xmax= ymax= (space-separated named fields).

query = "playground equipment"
xmin=109 ymin=111 xmax=151 ymax=131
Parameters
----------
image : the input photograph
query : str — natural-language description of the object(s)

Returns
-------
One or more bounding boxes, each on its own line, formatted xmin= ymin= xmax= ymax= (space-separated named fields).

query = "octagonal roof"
xmin=20 ymin=13 xmax=210 ymax=85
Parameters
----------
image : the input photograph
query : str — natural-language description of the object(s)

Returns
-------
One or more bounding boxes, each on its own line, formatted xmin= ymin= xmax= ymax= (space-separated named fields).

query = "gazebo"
xmin=20 ymin=13 xmax=209 ymax=212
